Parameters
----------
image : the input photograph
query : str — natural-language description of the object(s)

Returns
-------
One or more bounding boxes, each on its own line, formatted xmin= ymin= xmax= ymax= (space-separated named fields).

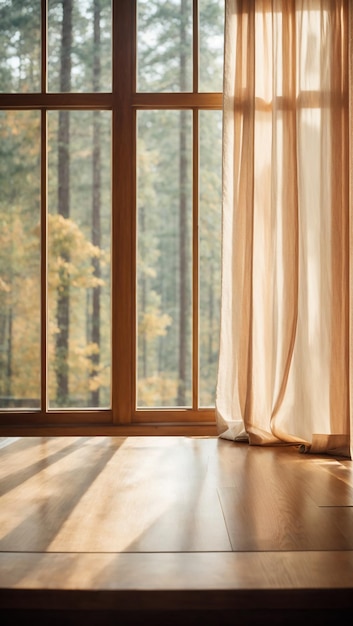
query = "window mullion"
xmin=192 ymin=109 xmax=199 ymax=410
xmin=40 ymin=0 xmax=48 ymax=413
xmin=192 ymin=0 xmax=199 ymax=410
xmin=111 ymin=0 xmax=135 ymax=423
xmin=41 ymin=109 xmax=48 ymax=412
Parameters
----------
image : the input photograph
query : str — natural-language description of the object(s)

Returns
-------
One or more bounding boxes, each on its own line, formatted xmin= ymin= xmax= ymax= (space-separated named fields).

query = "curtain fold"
xmin=216 ymin=0 xmax=352 ymax=458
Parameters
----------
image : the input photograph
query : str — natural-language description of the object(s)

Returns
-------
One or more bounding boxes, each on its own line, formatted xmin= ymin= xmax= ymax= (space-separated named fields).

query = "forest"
xmin=0 ymin=0 xmax=223 ymax=411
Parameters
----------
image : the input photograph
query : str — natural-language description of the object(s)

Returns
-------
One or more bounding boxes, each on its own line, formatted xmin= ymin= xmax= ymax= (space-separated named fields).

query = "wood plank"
xmin=1 ymin=551 xmax=353 ymax=609
xmin=1 ymin=436 xmax=353 ymax=624
xmin=0 ymin=437 xmax=231 ymax=553
xmin=218 ymin=485 xmax=353 ymax=551
xmin=0 ymin=423 xmax=218 ymax=436
xmin=275 ymin=449 xmax=353 ymax=506
xmin=216 ymin=443 xmax=353 ymax=551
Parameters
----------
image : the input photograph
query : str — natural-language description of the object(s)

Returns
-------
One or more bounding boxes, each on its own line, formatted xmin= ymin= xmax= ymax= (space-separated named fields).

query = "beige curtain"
xmin=216 ymin=0 xmax=353 ymax=458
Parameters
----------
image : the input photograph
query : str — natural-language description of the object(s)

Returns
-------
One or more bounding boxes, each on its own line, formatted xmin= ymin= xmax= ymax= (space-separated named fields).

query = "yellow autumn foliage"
xmin=138 ymin=311 xmax=172 ymax=341
xmin=46 ymin=214 xmax=107 ymax=292
xmin=0 ymin=277 xmax=10 ymax=292
xmin=137 ymin=375 xmax=178 ymax=407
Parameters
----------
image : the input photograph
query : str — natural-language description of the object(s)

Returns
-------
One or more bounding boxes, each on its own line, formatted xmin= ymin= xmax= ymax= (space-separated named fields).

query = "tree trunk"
xmin=90 ymin=0 xmax=102 ymax=407
xmin=6 ymin=307 xmax=12 ymax=399
xmin=55 ymin=0 xmax=72 ymax=406
xmin=177 ymin=0 xmax=189 ymax=405
xmin=139 ymin=205 xmax=148 ymax=380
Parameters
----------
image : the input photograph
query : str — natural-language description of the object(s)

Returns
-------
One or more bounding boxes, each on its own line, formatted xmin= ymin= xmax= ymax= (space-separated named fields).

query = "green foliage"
xmin=47 ymin=0 xmax=111 ymax=92
xmin=137 ymin=0 xmax=193 ymax=92
xmin=199 ymin=0 xmax=225 ymax=92
xmin=0 ymin=0 xmax=41 ymax=92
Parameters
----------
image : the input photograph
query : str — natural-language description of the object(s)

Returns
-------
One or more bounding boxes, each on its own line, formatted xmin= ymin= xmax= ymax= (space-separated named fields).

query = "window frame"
xmin=0 ymin=0 xmax=223 ymax=435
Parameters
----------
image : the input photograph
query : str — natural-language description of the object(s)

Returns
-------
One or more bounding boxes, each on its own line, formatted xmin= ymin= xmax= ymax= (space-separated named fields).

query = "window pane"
xmin=199 ymin=0 xmax=224 ymax=92
xmin=137 ymin=0 xmax=192 ymax=93
xmin=0 ymin=111 xmax=41 ymax=408
xmin=199 ymin=111 xmax=222 ymax=407
xmin=48 ymin=110 xmax=111 ymax=408
xmin=48 ymin=0 xmax=112 ymax=93
xmin=137 ymin=110 xmax=192 ymax=408
xmin=0 ymin=0 xmax=41 ymax=93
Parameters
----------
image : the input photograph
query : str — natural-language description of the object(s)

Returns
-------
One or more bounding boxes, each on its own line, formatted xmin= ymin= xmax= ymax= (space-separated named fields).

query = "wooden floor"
xmin=1 ymin=436 xmax=353 ymax=624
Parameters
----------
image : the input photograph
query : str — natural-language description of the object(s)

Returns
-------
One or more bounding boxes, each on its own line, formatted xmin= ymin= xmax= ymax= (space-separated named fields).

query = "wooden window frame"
xmin=0 ymin=0 xmax=222 ymax=436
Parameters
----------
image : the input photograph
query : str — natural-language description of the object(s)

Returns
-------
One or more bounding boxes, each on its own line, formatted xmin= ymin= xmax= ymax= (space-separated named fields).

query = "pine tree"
xmin=90 ymin=0 xmax=102 ymax=407
xmin=55 ymin=0 xmax=73 ymax=406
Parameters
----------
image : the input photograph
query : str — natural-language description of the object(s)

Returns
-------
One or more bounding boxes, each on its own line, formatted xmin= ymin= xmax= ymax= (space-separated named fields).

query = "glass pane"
xmin=137 ymin=0 xmax=192 ymax=92
xmin=0 ymin=0 xmax=41 ymax=93
xmin=48 ymin=110 xmax=111 ymax=408
xmin=199 ymin=111 xmax=222 ymax=407
xmin=0 ymin=111 xmax=41 ymax=408
xmin=137 ymin=110 xmax=192 ymax=407
xmin=199 ymin=0 xmax=224 ymax=92
xmin=48 ymin=0 xmax=112 ymax=93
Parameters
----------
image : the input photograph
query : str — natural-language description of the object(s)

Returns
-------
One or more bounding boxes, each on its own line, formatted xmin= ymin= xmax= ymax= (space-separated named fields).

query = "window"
xmin=0 ymin=0 xmax=224 ymax=434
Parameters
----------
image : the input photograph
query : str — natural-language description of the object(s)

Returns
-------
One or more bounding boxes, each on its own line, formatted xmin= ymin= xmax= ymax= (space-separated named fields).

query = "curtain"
xmin=216 ymin=0 xmax=353 ymax=458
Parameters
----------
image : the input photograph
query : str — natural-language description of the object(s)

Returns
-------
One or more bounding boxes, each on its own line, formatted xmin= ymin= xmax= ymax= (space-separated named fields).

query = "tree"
xmin=54 ymin=0 xmax=73 ymax=406
xmin=0 ymin=111 xmax=41 ymax=406
xmin=136 ymin=1 xmax=192 ymax=407
xmin=137 ymin=133 xmax=175 ymax=406
xmin=46 ymin=212 xmax=106 ymax=403
xmin=136 ymin=0 xmax=223 ymax=407
xmin=198 ymin=111 xmax=223 ymax=406
xmin=0 ymin=2 xmax=44 ymax=406
xmin=0 ymin=0 xmax=41 ymax=92
xmin=90 ymin=0 xmax=102 ymax=407
xmin=47 ymin=0 xmax=111 ymax=408
xmin=0 ymin=0 xmax=223 ymax=410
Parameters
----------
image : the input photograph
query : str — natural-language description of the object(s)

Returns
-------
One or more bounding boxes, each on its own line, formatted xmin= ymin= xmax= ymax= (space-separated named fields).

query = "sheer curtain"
xmin=216 ymin=0 xmax=353 ymax=458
